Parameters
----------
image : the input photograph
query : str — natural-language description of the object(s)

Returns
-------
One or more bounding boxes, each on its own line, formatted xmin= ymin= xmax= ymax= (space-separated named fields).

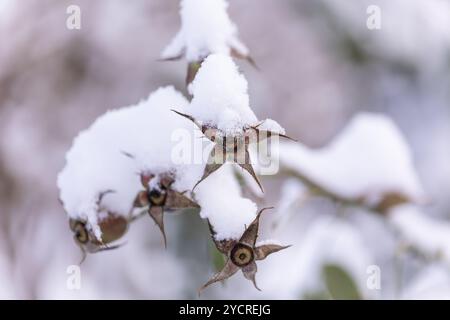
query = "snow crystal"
xmin=390 ymin=205 xmax=450 ymax=265
xmin=279 ymin=112 xmax=426 ymax=207
xmin=161 ymin=0 xmax=248 ymax=62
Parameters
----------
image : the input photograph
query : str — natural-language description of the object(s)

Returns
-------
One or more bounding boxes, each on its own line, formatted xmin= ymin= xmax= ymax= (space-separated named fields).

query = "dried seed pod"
xmin=69 ymin=215 xmax=128 ymax=264
xmin=133 ymin=172 xmax=200 ymax=247
xmin=199 ymin=207 xmax=291 ymax=294
xmin=68 ymin=190 xmax=129 ymax=264
xmin=172 ymin=110 xmax=295 ymax=193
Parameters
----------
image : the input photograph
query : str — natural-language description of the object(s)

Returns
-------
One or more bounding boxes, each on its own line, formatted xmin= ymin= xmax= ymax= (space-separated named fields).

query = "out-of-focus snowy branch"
xmin=278 ymin=112 xmax=427 ymax=214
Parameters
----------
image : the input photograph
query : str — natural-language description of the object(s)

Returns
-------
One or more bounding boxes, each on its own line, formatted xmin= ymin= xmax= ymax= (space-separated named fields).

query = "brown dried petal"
xmin=134 ymin=190 xmax=150 ymax=208
xmin=242 ymin=261 xmax=260 ymax=291
xmin=230 ymin=47 xmax=259 ymax=70
xmin=239 ymin=207 xmax=273 ymax=247
xmin=148 ymin=206 xmax=167 ymax=248
xmin=160 ymin=174 xmax=175 ymax=189
xmin=207 ymin=221 xmax=236 ymax=254
xmin=141 ymin=174 xmax=154 ymax=189
xmin=255 ymin=244 xmax=291 ymax=261
xmin=193 ymin=147 xmax=224 ymax=190
xmin=198 ymin=259 xmax=239 ymax=295
xmin=237 ymin=149 xmax=264 ymax=193
xmin=98 ymin=215 xmax=128 ymax=244
xmin=165 ymin=189 xmax=200 ymax=209
xmin=245 ymin=127 xmax=297 ymax=145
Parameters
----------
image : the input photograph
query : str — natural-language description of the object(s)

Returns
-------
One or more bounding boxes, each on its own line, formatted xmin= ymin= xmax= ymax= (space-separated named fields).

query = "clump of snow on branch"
xmin=279 ymin=112 xmax=425 ymax=207
xmin=161 ymin=0 xmax=248 ymax=62
xmin=195 ymin=165 xmax=257 ymax=240
xmin=58 ymin=86 xmax=194 ymax=238
xmin=189 ymin=54 xmax=284 ymax=135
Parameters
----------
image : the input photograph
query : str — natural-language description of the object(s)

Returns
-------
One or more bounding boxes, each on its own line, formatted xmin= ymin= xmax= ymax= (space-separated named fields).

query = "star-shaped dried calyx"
xmin=172 ymin=110 xmax=296 ymax=193
xmin=133 ymin=172 xmax=200 ymax=247
xmin=199 ymin=207 xmax=291 ymax=294
xmin=69 ymin=190 xmax=128 ymax=264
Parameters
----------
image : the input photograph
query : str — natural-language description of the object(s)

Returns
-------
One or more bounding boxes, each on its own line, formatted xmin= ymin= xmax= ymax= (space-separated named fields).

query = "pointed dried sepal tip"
xmin=237 ymin=161 xmax=264 ymax=194
xmin=192 ymin=148 xmax=224 ymax=191
xmin=78 ymin=246 xmax=87 ymax=265
xmin=230 ymin=47 xmax=259 ymax=70
xmin=165 ymin=189 xmax=200 ymax=209
xmin=158 ymin=52 xmax=184 ymax=62
xmin=255 ymin=244 xmax=291 ymax=261
xmin=148 ymin=205 xmax=167 ymax=248
xmin=198 ymin=259 xmax=239 ymax=296
xmin=239 ymin=207 xmax=274 ymax=247
xmin=242 ymin=261 xmax=260 ymax=291
xmin=171 ymin=109 xmax=197 ymax=124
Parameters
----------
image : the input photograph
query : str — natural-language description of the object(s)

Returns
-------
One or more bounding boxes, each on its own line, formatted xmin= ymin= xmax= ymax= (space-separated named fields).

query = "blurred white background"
xmin=0 ymin=0 xmax=449 ymax=299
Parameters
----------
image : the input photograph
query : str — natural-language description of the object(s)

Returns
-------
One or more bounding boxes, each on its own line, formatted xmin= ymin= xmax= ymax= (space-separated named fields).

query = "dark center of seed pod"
xmin=230 ymin=243 xmax=254 ymax=267
xmin=73 ymin=222 xmax=89 ymax=244
xmin=148 ymin=188 xmax=167 ymax=206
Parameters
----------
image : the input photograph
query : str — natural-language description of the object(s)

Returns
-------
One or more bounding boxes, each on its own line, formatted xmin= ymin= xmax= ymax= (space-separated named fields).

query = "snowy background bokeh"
xmin=1 ymin=0 xmax=450 ymax=299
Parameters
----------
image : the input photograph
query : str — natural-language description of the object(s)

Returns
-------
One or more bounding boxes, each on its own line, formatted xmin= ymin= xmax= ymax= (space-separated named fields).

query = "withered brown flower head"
xmin=172 ymin=110 xmax=296 ymax=193
xmin=69 ymin=190 xmax=128 ymax=264
xmin=199 ymin=207 xmax=291 ymax=294
xmin=133 ymin=172 xmax=200 ymax=247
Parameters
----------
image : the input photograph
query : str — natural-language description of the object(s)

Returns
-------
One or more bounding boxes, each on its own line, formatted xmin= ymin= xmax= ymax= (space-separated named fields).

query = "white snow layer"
xmin=161 ymin=0 xmax=248 ymax=62
xmin=279 ymin=112 xmax=425 ymax=206
xmin=320 ymin=0 xmax=450 ymax=73
xmin=58 ymin=85 xmax=258 ymax=240
xmin=269 ymin=216 xmax=374 ymax=299
xmin=401 ymin=264 xmax=450 ymax=300
xmin=390 ymin=205 xmax=450 ymax=265
xmin=188 ymin=54 xmax=284 ymax=135
xmin=57 ymin=86 xmax=194 ymax=237
xmin=195 ymin=165 xmax=257 ymax=240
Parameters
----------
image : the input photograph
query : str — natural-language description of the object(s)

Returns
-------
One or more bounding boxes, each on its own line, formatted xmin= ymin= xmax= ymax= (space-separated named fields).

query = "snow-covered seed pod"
xmin=133 ymin=173 xmax=200 ymax=248
xmin=161 ymin=0 xmax=256 ymax=86
xmin=58 ymin=86 xmax=192 ymax=259
xmin=199 ymin=207 xmax=291 ymax=294
xmin=172 ymin=109 xmax=295 ymax=193
xmin=69 ymin=213 xmax=129 ymax=264
xmin=170 ymin=54 xmax=296 ymax=193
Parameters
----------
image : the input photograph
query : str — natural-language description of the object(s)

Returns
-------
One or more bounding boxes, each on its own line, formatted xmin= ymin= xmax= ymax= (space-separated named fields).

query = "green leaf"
xmin=323 ymin=264 xmax=362 ymax=300
xmin=209 ymin=240 xmax=226 ymax=272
